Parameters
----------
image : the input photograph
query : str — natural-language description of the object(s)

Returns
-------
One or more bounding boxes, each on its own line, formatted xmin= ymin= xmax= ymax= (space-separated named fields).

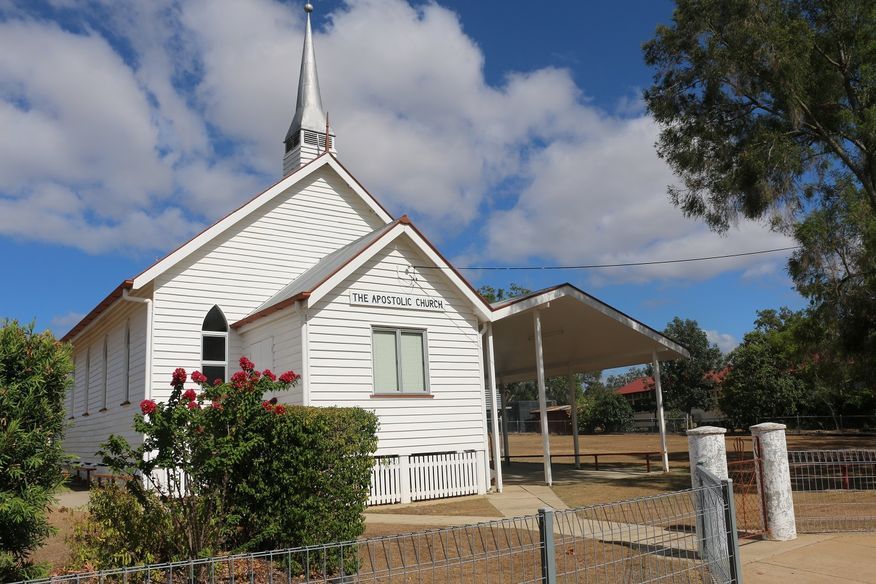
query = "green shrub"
xmin=81 ymin=357 xmax=378 ymax=569
xmin=0 ymin=320 xmax=72 ymax=581
xmin=577 ymin=388 xmax=634 ymax=433
xmin=68 ymin=485 xmax=174 ymax=570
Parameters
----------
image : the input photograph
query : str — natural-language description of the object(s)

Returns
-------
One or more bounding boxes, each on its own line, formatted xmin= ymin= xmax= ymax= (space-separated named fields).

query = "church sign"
xmin=349 ymin=291 xmax=446 ymax=312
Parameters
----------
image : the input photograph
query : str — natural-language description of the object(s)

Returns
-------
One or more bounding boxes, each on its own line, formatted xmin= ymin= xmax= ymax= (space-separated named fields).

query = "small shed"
xmin=529 ymin=404 xmax=573 ymax=434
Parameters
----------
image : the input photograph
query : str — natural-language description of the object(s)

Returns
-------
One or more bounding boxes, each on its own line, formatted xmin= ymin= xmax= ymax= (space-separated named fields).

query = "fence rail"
xmin=19 ymin=486 xmax=742 ymax=584
xmin=789 ymin=449 xmax=876 ymax=533
xmin=367 ymin=451 xmax=482 ymax=506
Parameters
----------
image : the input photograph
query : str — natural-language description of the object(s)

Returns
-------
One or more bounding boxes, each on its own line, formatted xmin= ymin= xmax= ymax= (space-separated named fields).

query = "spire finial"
xmin=284 ymin=1 xmax=327 ymax=144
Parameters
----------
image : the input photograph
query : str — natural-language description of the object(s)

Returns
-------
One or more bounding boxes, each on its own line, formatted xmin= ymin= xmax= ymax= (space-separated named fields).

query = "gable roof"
xmin=233 ymin=215 xmax=493 ymax=328
xmin=490 ymin=283 xmax=689 ymax=359
xmin=61 ymin=154 xmax=393 ymax=343
xmin=60 ymin=280 xmax=133 ymax=342
xmin=132 ymin=154 xmax=392 ymax=290
xmin=615 ymin=377 xmax=653 ymax=395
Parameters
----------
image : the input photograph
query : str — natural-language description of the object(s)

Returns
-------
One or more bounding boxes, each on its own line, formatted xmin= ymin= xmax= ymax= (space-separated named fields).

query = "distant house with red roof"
xmin=614 ymin=368 xmax=730 ymax=413
xmin=615 ymin=377 xmax=657 ymax=411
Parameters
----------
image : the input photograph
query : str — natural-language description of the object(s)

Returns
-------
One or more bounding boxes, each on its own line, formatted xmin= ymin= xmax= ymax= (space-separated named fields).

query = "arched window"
xmin=202 ymin=305 xmax=228 ymax=384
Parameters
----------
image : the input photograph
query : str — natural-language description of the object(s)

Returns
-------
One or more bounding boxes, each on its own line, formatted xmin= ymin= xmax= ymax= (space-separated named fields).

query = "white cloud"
xmin=705 ymin=329 xmax=739 ymax=354
xmin=481 ymin=116 xmax=796 ymax=283
xmin=49 ymin=310 xmax=85 ymax=336
xmin=0 ymin=0 xmax=794 ymax=284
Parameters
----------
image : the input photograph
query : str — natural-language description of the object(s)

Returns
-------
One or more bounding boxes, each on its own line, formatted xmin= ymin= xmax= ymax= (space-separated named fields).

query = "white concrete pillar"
xmin=652 ymin=350 xmax=670 ymax=472
xmin=687 ymin=426 xmax=728 ymax=562
xmin=567 ymin=371 xmax=580 ymax=469
xmin=687 ymin=426 xmax=728 ymax=489
xmin=750 ymin=423 xmax=797 ymax=540
xmin=533 ymin=309 xmax=552 ymax=486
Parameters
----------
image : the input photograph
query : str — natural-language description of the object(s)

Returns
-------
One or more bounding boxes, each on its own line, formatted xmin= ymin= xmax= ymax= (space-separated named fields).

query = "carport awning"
xmin=490 ymin=284 xmax=689 ymax=383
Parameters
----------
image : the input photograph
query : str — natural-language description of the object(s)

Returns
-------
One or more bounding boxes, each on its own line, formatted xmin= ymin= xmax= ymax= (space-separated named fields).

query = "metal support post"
xmin=652 ymin=350 xmax=670 ymax=472
xmin=722 ymin=478 xmax=744 ymax=584
xmin=567 ymin=370 xmax=580 ymax=469
xmin=538 ymin=507 xmax=557 ymax=584
xmin=534 ymin=309 xmax=552 ymax=485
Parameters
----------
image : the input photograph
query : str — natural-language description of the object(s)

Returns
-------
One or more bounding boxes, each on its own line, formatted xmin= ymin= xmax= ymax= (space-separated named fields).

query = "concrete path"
xmin=742 ymin=533 xmax=876 ymax=583
xmin=54 ymin=489 xmax=90 ymax=509
xmin=486 ymin=485 xmax=569 ymax=516
xmin=365 ymin=485 xmax=570 ymax=528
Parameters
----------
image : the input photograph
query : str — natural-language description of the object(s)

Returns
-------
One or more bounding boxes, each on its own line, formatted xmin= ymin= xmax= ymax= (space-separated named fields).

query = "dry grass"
xmin=504 ymin=432 xmax=876 ymax=470
xmin=366 ymin=495 xmax=503 ymax=517
xmin=30 ymin=506 xmax=84 ymax=572
xmin=552 ymin=472 xmax=693 ymax=509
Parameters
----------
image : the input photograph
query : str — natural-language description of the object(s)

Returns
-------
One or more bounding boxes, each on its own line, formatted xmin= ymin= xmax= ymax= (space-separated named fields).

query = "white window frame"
xmin=122 ymin=320 xmax=131 ymax=405
xmin=371 ymin=326 xmax=430 ymax=394
xmin=202 ymin=306 xmax=229 ymax=383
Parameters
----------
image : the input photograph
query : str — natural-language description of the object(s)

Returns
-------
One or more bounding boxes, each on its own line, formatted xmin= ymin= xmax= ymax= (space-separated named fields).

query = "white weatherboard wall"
xmin=150 ymin=168 xmax=387 ymax=400
xmin=65 ymin=300 xmax=148 ymax=463
xmin=238 ymin=310 xmax=304 ymax=404
xmin=307 ymin=238 xmax=487 ymax=456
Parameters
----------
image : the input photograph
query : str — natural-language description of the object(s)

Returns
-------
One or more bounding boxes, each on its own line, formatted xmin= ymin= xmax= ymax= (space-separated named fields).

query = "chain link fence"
xmin=15 ymin=484 xmax=742 ymax=584
xmin=789 ymin=449 xmax=876 ymax=533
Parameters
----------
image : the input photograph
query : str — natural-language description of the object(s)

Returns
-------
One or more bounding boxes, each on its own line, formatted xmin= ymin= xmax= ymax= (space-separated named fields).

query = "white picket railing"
xmin=368 ymin=451 xmax=482 ymax=506
xmin=369 ymin=456 xmax=402 ymax=505
xmin=409 ymin=451 xmax=479 ymax=501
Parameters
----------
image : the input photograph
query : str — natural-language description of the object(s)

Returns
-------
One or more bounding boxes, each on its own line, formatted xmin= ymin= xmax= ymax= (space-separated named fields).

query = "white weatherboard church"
xmin=62 ymin=4 xmax=688 ymax=504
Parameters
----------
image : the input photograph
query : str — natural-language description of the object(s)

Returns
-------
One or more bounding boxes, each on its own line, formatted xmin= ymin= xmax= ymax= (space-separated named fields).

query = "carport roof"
xmin=490 ymin=284 xmax=689 ymax=383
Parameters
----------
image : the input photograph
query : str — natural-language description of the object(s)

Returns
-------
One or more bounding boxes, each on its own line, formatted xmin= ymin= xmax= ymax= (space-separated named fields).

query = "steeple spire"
xmin=283 ymin=2 xmax=336 ymax=177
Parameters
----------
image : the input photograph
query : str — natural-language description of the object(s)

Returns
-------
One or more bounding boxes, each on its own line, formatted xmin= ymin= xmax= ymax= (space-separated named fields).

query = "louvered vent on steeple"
xmin=283 ymin=3 xmax=336 ymax=177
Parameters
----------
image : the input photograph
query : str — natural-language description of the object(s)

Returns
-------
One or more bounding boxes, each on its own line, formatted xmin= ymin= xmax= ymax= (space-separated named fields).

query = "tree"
xmin=477 ymin=283 xmax=532 ymax=304
xmin=89 ymin=358 xmax=378 ymax=567
xmin=604 ymin=366 xmax=649 ymax=390
xmin=651 ymin=317 xmax=723 ymax=413
xmin=721 ymin=311 xmax=806 ymax=429
xmin=644 ymin=0 xmax=876 ymax=386
xmin=0 ymin=321 xmax=72 ymax=581
xmin=577 ymin=387 xmax=635 ymax=433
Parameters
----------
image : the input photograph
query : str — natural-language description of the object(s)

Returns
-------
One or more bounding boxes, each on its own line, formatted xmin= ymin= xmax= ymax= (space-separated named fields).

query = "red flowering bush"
xmin=95 ymin=357 xmax=377 ymax=567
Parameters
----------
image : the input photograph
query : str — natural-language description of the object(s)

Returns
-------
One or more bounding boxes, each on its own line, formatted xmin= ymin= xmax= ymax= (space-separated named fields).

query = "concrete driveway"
xmin=742 ymin=533 xmax=876 ymax=583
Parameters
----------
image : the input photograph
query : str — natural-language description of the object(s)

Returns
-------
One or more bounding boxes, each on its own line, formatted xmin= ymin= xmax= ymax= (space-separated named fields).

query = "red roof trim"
xmin=402 ymin=220 xmax=494 ymax=310
xmin=60 ymin=280 xmax=134 ymax=342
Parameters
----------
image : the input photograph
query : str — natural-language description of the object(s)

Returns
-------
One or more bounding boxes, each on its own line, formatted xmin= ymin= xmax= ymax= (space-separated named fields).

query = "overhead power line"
xmin=418 ymin=246 xmax=801 ymax=271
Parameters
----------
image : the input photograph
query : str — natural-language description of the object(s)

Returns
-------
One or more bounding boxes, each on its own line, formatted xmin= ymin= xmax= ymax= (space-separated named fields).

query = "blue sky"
xmin=0 ymin=0 xmax=804 ymax=351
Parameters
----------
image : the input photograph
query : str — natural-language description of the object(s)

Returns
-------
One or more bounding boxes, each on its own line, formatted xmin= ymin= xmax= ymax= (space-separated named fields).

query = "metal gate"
xmin=727 ymin=437 xmax=767 ymax=537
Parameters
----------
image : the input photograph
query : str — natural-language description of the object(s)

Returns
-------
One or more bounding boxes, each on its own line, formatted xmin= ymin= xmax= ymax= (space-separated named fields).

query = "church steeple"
xmin=283 ymin=2 xmax=336 ymax=177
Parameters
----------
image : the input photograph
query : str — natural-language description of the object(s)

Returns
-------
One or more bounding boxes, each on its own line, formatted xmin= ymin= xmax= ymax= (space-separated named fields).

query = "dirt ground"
xmin=503 ymin=431 xmax=876 ymax=468
xmin=367 ymin=495 xmax=504 ymax=517
xmin=29 ymin=432 xmax=876 ymax=574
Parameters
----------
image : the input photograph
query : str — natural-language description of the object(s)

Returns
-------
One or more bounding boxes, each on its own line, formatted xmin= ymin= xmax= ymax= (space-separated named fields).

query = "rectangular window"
xmin=101 ymin=335 xmax=108 ymax=411
xmin=372 ymin=328 xmax=428 ymax=393
xmin=123 ymin=321 xmax=131 ymax=404
xmin=83 ymin=348 xmax=91 ymax=415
